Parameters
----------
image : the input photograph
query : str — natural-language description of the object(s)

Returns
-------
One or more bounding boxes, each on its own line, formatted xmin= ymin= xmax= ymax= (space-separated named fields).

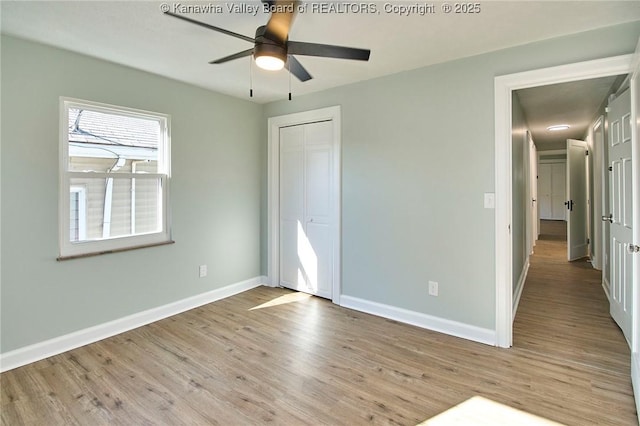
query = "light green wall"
xmin=263 ymin=21 xmax=640 ymax=330
xmin=512 ymin=92 xmax=528 ymax=290
xmin=266 ymin=60 xmax=497 ymax=327
xmin=0 ymin=36 xmax=263 ymax=352
xmin=2 ymin=21 xmax=639 ymax=355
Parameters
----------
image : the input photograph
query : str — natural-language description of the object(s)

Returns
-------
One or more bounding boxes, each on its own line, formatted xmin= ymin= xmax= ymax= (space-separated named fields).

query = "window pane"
xmin=69 ymin=177 xmax=162 ymax=242
xmin=68 ymin=108 xmax=160 ymax=173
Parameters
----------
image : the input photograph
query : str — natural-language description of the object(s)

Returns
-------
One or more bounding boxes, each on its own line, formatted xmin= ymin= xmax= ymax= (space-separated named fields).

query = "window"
xmin=59 ymin=98 xmax=171 ymax=259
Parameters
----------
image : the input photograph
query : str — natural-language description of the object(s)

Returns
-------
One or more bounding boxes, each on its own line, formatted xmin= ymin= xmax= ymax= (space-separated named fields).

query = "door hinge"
xmin=585 ymin=150 xmax=589 ymax=156
xmin=609 ymin=166 xmax=613 ymax=171
xmin=587 ymin=238 xmax=590 ymax=244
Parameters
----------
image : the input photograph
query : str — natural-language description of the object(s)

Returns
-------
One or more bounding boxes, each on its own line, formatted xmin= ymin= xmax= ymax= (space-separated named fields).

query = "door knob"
xmin=628 ymin=244 xmax=640 ymax=254
xmin=601 ymin=214 xmax=613 ymax=223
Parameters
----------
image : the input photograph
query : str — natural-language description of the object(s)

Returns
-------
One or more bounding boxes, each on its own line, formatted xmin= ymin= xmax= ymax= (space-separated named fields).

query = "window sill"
xmin=57 ymin=240 xmax=175 ymax=261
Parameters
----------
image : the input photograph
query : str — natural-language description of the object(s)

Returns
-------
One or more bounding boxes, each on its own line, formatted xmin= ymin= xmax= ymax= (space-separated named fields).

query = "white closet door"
xmin=538 ymin=164 xmax=552 ymax=219
xmin=538 ymin=162 xmax=566 ymax=221
xmin=279 ymin=126 xmax=305 ymax=289
xmin=279 ymin=121 xmax=334 ymax=299
xmin=551 ymin=163 xmax=567 ymax=220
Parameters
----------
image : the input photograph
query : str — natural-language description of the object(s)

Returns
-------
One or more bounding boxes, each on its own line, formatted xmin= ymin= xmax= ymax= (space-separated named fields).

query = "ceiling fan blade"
xmin=164 ymin=11 xmax=255 ymax=44
xmin=288 ymin=41 xmax=370 ymax=61
xmin=209 ymin=48 xmax=255 ymax=64
xmin=286 ymin=56 xmax=312 ymax=82
xmin=263 ymin=0 xmax=299 ymax=44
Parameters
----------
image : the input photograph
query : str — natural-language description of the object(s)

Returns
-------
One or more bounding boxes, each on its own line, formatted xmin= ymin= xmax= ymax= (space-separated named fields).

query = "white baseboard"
xmin=512 ymin=260 xmax=530 ymax=320
xmin=0 ymin=276 xmax=266 ymax=372
xmin=262 ymin=275 xmax=274 ymax=287
xmin=340 ymin=295 xmax=496 ymax=346
xmin=632 ymin=352 xmax=640 ymax=424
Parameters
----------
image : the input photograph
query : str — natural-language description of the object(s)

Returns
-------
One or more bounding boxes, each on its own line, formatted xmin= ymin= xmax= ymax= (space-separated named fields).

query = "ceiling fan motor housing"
xmin=254 ymin=25 xmax=288 ymax=63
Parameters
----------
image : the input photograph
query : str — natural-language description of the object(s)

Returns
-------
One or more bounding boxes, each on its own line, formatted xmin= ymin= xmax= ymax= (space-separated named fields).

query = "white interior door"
xmin=567 ymin=139 xmax=589 ymax=261
xmin=608 ymin=88 xmax=633 ymax=342
xmin=538 ymin=163 xmax=552 ymax=219
xmin=525 ymin=132 xmax=533 ymax=255
xmin=592 ymin=117 xmax=605 ymax=271
xmin=279 ymin=121 xmax=334 ymax=299
xmin=530 ymin=137 xmax=539 ymax=245
xmin=629 ymin=38 xmax=640 ymax=419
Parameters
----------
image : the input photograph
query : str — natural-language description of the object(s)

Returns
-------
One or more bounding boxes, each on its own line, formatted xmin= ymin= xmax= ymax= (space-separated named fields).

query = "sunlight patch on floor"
xmin=249 ymin=291 xmax=312 ymax=310
xmin=418 ymin=396 xmax=565 ymax=426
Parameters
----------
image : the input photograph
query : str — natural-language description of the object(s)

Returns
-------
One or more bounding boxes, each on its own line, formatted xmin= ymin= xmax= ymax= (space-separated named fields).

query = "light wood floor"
xmin=2 ymin=229 xmax=637 ymax=424
xmin=513 ymin=220 xmax=629 ymax=374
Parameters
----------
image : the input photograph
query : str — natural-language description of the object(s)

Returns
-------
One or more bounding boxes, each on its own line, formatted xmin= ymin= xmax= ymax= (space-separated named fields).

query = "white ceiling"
xmin=2 ymin=1 xmax=639 ymax=104
xmin=516 ymin=75 xmax=626 ymax=151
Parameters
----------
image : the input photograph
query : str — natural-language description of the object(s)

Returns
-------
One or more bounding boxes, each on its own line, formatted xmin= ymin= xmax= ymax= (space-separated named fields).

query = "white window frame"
xmin=59 ymin=97 xmax=171 ymax=259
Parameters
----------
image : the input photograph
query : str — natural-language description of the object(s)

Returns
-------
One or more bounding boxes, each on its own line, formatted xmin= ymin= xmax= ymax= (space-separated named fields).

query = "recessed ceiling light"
xmin=547 ymin=124 xmax=570 ymax=131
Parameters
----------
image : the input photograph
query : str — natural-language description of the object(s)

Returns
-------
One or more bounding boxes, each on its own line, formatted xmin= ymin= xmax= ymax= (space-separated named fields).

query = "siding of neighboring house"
xmin=68 ymin=157 xmax=159 ymax=240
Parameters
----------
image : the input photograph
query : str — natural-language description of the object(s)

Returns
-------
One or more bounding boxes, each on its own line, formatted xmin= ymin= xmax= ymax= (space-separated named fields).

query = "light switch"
xmin=484 ymin=193 xmax=495 ymax=209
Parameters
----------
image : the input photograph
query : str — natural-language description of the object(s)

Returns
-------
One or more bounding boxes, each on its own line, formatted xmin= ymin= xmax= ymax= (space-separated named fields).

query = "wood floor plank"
xmin=1 ymin=227 xmax=637 ymax=425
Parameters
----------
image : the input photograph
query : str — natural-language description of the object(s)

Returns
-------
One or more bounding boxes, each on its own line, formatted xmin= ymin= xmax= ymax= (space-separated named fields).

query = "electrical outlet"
xmin=199 ymin=265 xmax=207 ymax=278
xmin=428 ymin=281 xmax=438 ymax=296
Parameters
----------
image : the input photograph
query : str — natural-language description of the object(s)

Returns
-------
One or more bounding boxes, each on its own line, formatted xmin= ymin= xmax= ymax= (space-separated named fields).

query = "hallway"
xmin=513 ymin=220 xmax=630 ymax=375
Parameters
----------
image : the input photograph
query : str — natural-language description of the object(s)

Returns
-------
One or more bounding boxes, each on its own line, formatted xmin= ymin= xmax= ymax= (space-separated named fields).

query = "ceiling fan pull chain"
xmin=288 ymin=55 xmax=292 ymax=101
xmin=249 ymin=57 xmax=254 ymax=98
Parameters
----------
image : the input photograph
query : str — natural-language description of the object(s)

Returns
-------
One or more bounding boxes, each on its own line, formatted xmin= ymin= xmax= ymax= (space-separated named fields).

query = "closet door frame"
xmin=267 ymin=106 xmax=342 ymax=304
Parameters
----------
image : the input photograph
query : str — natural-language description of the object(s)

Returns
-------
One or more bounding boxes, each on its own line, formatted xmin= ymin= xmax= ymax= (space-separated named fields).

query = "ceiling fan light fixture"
xmin=547 ymin=124 xmax=570 ymax=131
xmin=254 ymin=42 xmax=287 ymax=71
xmin=255 ymin=54 xmax=285 ymax=71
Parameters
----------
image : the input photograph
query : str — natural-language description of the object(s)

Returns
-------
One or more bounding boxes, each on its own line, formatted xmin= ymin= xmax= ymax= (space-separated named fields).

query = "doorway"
xmin=494 ymin=54 xmax=634 ymax=348
xmin=267 ymin=106 xmax=342 ymax=303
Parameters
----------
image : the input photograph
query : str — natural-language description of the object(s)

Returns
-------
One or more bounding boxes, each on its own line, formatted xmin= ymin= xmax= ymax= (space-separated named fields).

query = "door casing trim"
xmin=267 ymin=106 xmax=342 ymax=304
xmin=494 ymin=54 xmax=633 ymax=348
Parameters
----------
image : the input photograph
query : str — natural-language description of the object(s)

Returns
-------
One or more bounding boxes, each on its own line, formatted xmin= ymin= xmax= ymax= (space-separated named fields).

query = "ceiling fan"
xmin=164 ymin=0 xmax=371 ymax=83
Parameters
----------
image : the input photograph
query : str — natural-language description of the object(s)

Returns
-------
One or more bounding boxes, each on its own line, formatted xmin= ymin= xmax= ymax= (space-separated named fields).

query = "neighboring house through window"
xmin=59 ymin=98 xmax=171 ymax=258
xmin=69 ymin=185 xmax=87 ymax=242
